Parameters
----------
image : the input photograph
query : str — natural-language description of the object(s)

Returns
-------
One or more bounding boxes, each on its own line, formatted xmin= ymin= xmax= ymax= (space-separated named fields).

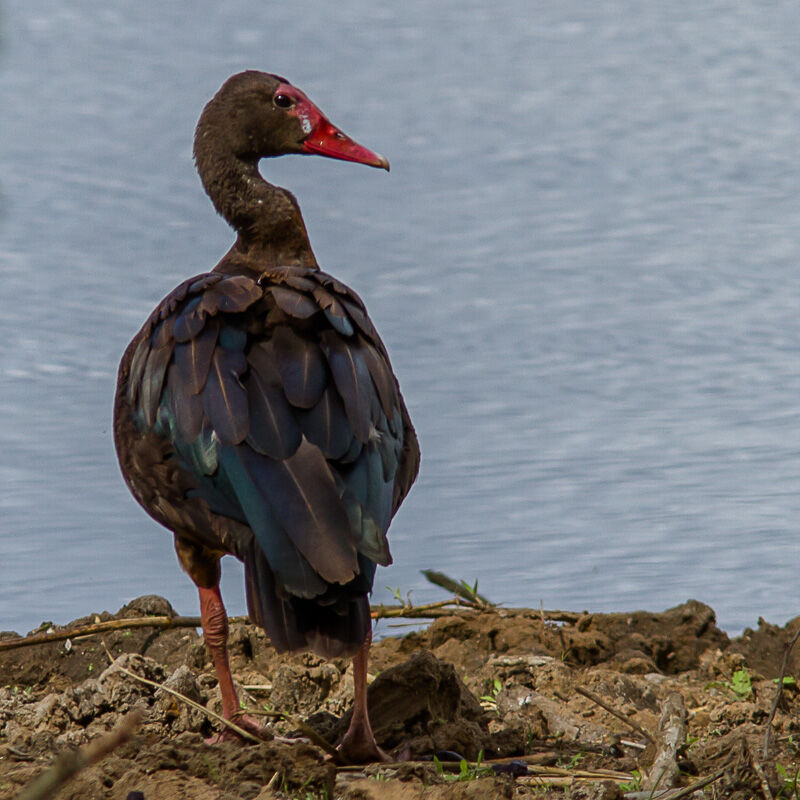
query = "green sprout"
xmin=433 ymin=750 xmax=493 ymax=782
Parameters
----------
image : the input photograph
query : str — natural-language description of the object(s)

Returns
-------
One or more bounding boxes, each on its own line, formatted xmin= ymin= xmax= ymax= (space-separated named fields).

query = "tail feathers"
xmin=295 ymin=594 xmax=371 ymax=660
xmin=242 ymin=541 xmax=371 ymax=659
xmin=243 ymin=540 xmax=308 ymax=652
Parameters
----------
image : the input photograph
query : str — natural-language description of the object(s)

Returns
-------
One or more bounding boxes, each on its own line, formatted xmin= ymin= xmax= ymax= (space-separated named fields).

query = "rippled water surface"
xmin=2 ymin=1 xmax=799 ymax=635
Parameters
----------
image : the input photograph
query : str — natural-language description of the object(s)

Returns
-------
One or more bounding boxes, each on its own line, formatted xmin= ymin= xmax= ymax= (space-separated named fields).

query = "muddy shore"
xmin=2 ymin=595 xmax=799 ymax=799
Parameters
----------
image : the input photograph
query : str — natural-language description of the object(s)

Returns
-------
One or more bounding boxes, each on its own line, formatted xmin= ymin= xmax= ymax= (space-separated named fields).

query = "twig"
xmin=526 ymin=764 xmax=633 ymax=780
xmin=373 ymin=604 xmax=581 ymax=622
xmin=642 ymin=693 xmax=686 ymax=794
xmin=0 ymin=615 xmax=247 ymax=653
xmin=748 ymin=742 xmax=774 ymax=800
xmin=286 ymin=717 xmax=340 ymax=761
xmin=266 ymin=770 xmax=281 ymax=789
xmin=657 ymin=768 xmax=726 ymax=800
xmin=338 ymin=759 xmax=633 ymax=781
xmin=574 ymin=686 xmax=655 ymax=745
xmin=370 ymin=599 xmax=467 ymax=619
xmin=620 ymin=739 xmax=647 ymax=750
xmin=763 ymin=624 xmax=800 ymax=759
xmin=16 ymin=710 xmax=142 ymax=800
xmin=99 ymin=641 xmax=260 ymax=744
xmin=99 ymin=644 xmax=339 ymax=759
xmin=241 ymin=708 xmax=339 ymax=760
xmin=1 ymin=603 xmax=586 ymax=654
xmin=6 ymin=746 xmax=35 ymax=761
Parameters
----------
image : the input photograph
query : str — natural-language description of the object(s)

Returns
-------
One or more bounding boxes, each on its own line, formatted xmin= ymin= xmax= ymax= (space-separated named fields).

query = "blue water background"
xmin=1 ymin=1 xmax=799 ymax=635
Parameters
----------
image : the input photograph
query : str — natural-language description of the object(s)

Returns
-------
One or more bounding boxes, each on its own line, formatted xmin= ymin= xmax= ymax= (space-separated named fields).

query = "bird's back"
xmin=114 ymin=265 xmax=419 ymax=657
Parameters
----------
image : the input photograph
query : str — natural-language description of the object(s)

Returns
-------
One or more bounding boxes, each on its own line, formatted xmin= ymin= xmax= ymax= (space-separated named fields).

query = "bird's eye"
xmin=273 ymin=93 xmax=295 ymax=109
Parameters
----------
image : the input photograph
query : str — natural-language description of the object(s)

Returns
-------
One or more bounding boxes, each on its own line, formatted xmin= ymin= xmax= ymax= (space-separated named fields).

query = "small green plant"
xmin=287 ymin=776 xmax=329 ymax=800
xmin=385 ymin=585 xmax=413 ymax=608
xmin=420 ymin=570 xmax=493 ymax=606
xmin=296 ymin=788 xmax=328 ymax=799
xmin=558 ymin=749 xmax=584 ymax=770
xmin=479 ymin=678 xmax=502 ymax=711
xmin=706 ymin=668 xmax=753 ymax=700
xmin=32 ymin=621 xmax=54 ymax=633
xmin=619 ymin=769 xmax=642 ymax=792
xmin=729 ymin=668 xmax=753 ymax=698
xmin=776 ymin=763 xmax=800 ymax=799
xmin=775 ymin=676 xmax=797 ymax=688
xmin=524 ymin=724 xmax=535 ymax=752
xmin=459 ymin=578 xmax=482 ymax=604
xmin=433 ymin=750 xmax=493 ymax=782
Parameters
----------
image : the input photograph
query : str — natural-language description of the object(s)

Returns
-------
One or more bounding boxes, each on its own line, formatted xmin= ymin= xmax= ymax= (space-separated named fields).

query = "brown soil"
xmin=2 ymin=596 xmax=800 ymax=799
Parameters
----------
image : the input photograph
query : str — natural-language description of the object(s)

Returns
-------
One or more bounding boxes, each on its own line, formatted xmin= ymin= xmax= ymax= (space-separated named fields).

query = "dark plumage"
xmin=114 ymin=71 xmax=419 ymax=760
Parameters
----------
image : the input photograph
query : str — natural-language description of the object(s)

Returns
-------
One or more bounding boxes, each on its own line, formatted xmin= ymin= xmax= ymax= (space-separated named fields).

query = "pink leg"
xmin=337 ymin=630 xmax=391 ymax=763
xmin=198 ymin=585 xmax=266 ymax=742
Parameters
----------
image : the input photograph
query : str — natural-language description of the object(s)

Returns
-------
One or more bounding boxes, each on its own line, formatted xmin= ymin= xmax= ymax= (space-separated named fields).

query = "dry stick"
xmin=241 ymin=709 xmax=340 ymax=760
xmin=642 ymin=692 xmax=686 ymax=795
xmin=375 ymin=603 xmax=582 ymax=623
xmin=334 ymin=755 xmax=631 ymax=775
xmin=659 ymin=768 xmax=726 ymax=800
xmin=748 ymin=742 xmax=774 ymax=800
xmin=620 ymin=738 xmax=648 ymax=750
xmin=370 ymin=599 xmax=467 ymax=619
xmin=372 ymin=603 xmax=582 ymax=622
xmin=1 ymin=603 xmax=583 ymax=653
xmin=574 ymin=686 xmax=655 ymax=745
xmin=0 ymin=615 xmax=240 ymax=653
xmin=266 ymin=770 xmax=281 ymax=790
xmin=340 ymin=758 xmax=632 ymax=781
xmin=6 ymin=746 xmax=35 ymax=761
xmin=98 ymin=642 xmax=341 ymax=759
xmin=339 ymin=760 xmax=633 ymax=781
xmin=16 ymin=710 xmax=142 ymax=800
xmin=763 ymin=624 xmax=800 ymax=759
xmin=0 ymin=602 xmax=463 ymax=653
xmin=526 ymin=764 xmax=633 ymax=780
xmin=99 ymin=641 xmax=261 ymax=744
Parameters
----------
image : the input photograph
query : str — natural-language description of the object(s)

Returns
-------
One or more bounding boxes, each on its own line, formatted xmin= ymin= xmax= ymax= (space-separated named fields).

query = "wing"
xmin=125 ymin=267 xmax=419 ymax=603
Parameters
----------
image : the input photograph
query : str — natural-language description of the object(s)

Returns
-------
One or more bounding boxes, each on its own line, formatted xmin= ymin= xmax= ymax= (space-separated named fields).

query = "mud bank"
xmin=2 ymin=596 xmax=799 ymax=799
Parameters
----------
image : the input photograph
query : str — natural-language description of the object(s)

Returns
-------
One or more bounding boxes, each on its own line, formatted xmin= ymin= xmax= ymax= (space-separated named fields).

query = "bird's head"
xmin=195 ymin=70 xmax=389 ymax=171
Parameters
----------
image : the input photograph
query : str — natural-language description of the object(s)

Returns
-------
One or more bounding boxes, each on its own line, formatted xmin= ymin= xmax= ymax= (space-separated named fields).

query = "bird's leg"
xmin=198 ymin=584 xmax=267 ymax=742
xmin=337 ymin=630 xmax=391 ymax=763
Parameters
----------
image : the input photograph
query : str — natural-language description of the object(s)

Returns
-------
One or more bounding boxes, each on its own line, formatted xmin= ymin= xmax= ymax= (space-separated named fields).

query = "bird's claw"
xmin=335 ymin=733 xmax=392 ymax=764
xmin=205 ymin=713 xmax=271 ymax=745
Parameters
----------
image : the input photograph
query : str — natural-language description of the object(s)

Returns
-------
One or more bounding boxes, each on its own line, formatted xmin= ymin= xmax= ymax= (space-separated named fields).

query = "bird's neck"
xmin=196 ymin=149 xmax=318 ymax=274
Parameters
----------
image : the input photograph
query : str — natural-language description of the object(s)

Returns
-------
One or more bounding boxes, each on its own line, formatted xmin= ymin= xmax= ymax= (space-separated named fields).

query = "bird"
xmin=113 ymin=70 xmax=419 ymax=763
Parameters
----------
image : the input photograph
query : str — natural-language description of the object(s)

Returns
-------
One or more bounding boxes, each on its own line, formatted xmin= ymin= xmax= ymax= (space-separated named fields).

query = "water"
xmin=2 ymin=1 xmax=799 ymax=637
